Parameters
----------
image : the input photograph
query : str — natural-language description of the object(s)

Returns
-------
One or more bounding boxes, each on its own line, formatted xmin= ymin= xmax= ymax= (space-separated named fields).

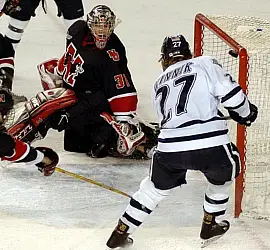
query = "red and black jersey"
xmin=57 ymin=20 xmax=138 ymax=116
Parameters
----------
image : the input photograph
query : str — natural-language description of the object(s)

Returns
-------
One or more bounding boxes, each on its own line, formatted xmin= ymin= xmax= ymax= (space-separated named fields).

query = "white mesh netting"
xmin=201 ymin=15 xmax=270 ymax=219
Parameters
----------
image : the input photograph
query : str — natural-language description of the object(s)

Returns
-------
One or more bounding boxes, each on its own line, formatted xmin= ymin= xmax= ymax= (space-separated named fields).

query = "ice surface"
xmin=0 ymin=0 xmax=269 ymax=249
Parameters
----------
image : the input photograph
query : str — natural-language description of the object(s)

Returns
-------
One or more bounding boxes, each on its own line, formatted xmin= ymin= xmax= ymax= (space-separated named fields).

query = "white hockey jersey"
xmin=152 ymin=56 xmax=250 ymax=152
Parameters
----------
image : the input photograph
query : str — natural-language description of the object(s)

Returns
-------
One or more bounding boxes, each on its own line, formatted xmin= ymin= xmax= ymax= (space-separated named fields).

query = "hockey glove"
xmin=37 ymin=59 xmax=63 ymax=90
xmin=35 ymin=147 xmax=59 ymax=176
xmin=228 ymin=102 xmax=258 ymax=126
xmin=100 ymin=112 xmax=146 ymax=156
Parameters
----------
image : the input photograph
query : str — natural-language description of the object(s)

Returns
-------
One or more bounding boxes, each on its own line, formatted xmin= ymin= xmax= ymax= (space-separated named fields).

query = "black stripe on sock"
xmin=123 ymin=212 xmax=142 ymax=227
xmin=205 ymin=195 xmax=229 ymax=205
xmin=211 ymin=210 xmax=226 ymax=217
xmin=130 ymin=198 xmax=152 ymax=214
xmin=8 ymin=24 xmax=24 ymax=33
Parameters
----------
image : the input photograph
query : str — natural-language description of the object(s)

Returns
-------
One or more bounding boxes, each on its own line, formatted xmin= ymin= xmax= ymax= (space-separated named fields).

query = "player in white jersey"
xmin=105 ymin=34 xmax=258 ymax=249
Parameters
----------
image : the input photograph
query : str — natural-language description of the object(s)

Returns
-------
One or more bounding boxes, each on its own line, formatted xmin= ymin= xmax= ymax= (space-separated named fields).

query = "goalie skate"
xmin=200 ymin=220 xmax=230 ymax=248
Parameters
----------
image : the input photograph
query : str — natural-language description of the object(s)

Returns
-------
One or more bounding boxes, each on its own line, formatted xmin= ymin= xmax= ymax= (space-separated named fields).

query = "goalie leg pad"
xmin=35 ymin=147 xmax=59 ymax=176
xmin=8 ymin=88 xmax=77 ymax=144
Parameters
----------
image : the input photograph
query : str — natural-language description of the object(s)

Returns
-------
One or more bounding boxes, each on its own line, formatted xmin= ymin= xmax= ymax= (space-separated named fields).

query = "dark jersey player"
xmin=38 ymin=5 xmax=145 ymax=158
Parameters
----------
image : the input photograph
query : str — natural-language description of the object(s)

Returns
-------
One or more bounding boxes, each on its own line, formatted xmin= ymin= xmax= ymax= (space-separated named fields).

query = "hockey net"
xmin=194 ymin=13 xmax=270 ymax=219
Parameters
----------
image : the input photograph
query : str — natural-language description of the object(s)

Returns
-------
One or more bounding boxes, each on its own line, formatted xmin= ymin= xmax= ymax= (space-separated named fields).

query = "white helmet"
xmin=86 ymin=5 xmax=116 ymax=50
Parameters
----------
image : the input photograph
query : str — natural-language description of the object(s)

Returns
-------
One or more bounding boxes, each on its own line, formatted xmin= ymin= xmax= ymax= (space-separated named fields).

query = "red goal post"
xmin=193 ymin=13 xmax=249 ymax=218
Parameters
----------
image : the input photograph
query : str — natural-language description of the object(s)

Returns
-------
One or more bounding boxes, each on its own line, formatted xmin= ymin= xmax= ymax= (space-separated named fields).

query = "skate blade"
xmin=105 ymin=238 xmax=133 ymax=249
xmin=201 ymin=235 xmax=223 ymax=248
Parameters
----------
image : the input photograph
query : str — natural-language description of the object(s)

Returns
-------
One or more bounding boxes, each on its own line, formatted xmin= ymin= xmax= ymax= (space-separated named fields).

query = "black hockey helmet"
xmin=86 ymin=5 xmax=116 ymax=49
xmin=0 ymin=88 xmax=13 ymax=116
xmin=159 ymin=34 xmax=192 ymax=70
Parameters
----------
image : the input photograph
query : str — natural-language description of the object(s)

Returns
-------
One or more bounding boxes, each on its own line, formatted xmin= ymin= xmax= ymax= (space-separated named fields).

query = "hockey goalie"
xmin=7 ymin=6 xmax=160 ymax=159
xmin=6 ymin=67 xmax=158 ymax=160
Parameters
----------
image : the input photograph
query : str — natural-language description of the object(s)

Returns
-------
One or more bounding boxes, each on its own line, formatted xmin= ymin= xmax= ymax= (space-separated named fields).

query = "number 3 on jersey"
xmin=114 ymin=74 xmax=130 ymax=89
xmin=155 ymin=74 xmax=197 ymax=126
xmin=57 ymin=43 xmax=84 ymax=87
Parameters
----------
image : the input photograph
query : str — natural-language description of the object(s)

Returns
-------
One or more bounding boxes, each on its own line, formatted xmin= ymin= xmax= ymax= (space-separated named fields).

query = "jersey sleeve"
xmin=106 ymin=34 xmax=138 ymax=116
xmin=1 ymin=135 xmax=44 ymax=165
xmin=207 ymin=57 xmax=251 ymax=118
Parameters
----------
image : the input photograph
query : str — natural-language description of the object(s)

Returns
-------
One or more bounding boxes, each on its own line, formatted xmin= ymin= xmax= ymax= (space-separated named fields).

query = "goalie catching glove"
xmin=37 ymin=59 xmax=63 ymax=90
xmin=228 ymin=102 xmax=258 ymax=126
xmin=35 ymin=147 xmax=59 ymax=176
xmin=100 ymin=112 xmax=146 ymax=156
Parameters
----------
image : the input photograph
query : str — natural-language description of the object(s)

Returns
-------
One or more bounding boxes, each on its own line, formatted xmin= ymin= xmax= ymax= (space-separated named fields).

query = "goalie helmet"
xmin=86 ymin=5 xmax=116 ymax=49
xmin=159 ymin=34 xmax=192 ymax=71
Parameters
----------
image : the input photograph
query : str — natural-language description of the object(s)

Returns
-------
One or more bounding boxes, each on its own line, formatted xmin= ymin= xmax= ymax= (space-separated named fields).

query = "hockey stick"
xmin=55 ymin=167 xmax=132 ymax=198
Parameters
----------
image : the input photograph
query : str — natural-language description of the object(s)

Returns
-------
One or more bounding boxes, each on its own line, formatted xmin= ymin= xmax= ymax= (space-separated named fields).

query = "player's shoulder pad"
xmin=67 ymin=20 xmax=88 ymax=40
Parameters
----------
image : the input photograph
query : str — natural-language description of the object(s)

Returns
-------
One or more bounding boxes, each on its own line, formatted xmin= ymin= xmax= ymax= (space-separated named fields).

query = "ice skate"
xmin=200 ymin=212 xmax=230 ymax=248
xmin=106 ymin=220 xmax=134 ymax=249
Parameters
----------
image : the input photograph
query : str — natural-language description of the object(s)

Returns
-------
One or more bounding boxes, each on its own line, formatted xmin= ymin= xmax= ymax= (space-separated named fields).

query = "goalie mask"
xmin=159 ymin=34 xmax=192 ymax=71
xmin=87 ymin=5 xmax=116 ymax=50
